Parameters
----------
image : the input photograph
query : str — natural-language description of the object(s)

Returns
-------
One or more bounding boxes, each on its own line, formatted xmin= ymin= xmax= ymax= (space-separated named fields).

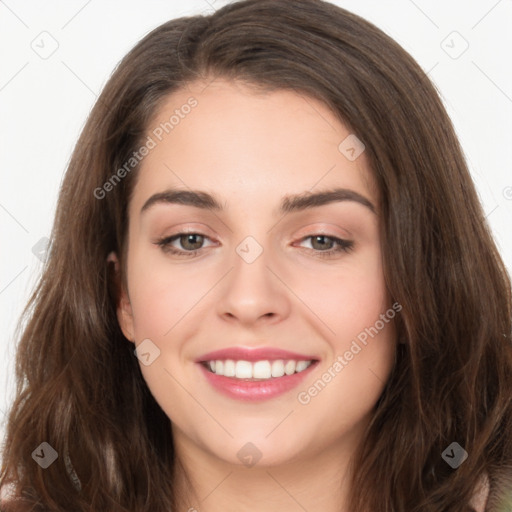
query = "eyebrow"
xmin=140 ymin=187 xmax=376 ymax=216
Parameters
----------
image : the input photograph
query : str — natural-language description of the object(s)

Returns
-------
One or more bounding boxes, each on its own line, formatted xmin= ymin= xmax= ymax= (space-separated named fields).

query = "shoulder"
xmin=469 ymin=472 xmax=490 ymax=512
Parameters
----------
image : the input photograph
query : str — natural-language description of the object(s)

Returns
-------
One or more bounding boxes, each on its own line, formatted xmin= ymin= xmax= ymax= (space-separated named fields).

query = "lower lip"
xmin=198 ymin=362 xmax=318 ymax=401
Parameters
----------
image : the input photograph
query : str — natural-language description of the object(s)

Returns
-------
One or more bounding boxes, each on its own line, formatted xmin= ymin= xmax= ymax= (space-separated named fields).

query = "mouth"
xmin=196 ymin=347 xmax=320 ymax=401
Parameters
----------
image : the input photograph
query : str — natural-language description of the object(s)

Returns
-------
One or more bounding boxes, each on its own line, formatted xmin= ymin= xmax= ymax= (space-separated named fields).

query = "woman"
xmin=1 ymin=0 xmax=511 ymax=510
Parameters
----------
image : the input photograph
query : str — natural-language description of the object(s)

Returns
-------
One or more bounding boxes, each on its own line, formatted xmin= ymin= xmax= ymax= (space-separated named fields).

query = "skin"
xmin=113 ymin=78 xmax=397 ymax=512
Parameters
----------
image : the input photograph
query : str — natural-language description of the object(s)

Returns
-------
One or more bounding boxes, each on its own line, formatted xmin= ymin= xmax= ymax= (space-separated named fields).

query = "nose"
xmin=215 ymin=243 xmax=291 ymax=327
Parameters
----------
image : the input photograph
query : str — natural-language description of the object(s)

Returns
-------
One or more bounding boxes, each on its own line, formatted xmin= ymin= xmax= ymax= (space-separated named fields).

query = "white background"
xmin=1 ymin=0 xmax=511 ymax=441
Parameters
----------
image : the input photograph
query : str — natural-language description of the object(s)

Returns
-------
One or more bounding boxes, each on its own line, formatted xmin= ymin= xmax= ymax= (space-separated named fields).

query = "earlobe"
xmin=107 ymin=251 xmax=135 ymax=343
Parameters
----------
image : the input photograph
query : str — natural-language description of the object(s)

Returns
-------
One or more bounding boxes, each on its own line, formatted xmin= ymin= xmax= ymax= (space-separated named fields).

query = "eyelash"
xmin=155 ymin=232 xmax=354 ymax=259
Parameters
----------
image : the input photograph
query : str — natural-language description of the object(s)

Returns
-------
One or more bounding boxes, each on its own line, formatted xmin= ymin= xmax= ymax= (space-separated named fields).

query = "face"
xmin=115 ymin=79 xmax=397 ymax=468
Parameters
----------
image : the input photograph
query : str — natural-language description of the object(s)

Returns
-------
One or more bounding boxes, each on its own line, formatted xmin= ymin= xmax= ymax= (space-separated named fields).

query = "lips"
xmin=196 ymin=346 xmax=319 ymax=401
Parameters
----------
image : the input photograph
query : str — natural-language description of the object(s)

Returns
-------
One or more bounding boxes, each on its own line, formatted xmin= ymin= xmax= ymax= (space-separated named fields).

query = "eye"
xmin=155 ymin=232 xmax=215 ymax=257
xmin=154 ymin=232 xmax=354 ymax=259
xmin=296 ymin=234 xmax=354 ymax=258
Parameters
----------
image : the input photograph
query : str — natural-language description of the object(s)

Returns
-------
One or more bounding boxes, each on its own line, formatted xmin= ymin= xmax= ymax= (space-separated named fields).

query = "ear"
xmin=107 ymin=251 xmax=135 ymax=343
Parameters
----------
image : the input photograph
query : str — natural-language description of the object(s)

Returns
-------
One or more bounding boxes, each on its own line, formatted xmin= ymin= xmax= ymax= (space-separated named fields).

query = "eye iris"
xmin=181 ymin=234 xmax=203 ymax=250
xmin=311 ymin=235 xmax=333 ymax=251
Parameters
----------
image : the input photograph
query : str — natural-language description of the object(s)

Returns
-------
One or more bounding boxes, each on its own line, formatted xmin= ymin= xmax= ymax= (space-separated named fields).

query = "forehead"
xmin=129 ymin=79 xmax=377 ymax=216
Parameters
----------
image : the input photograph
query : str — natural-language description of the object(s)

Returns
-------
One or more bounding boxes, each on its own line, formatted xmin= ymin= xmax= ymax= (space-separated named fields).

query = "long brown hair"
xmin=1 ymin=1 xmax=511 ymax=510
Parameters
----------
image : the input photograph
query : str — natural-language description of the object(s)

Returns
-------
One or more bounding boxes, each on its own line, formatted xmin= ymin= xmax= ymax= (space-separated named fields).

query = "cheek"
xmin=293 ymin=244 xmax=389 ymax=341
xmin=295 ymin=300 xmax=396 ymax=439
xmin=126 ymin=252 xmax=206 ymax=338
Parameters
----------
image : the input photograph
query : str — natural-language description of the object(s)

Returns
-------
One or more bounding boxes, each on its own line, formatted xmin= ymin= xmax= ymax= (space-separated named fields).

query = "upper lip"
xmin=196 ymin=346 xmax=319 ymax=363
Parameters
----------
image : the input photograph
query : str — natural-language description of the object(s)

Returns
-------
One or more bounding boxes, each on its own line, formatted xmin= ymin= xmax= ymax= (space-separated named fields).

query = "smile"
xmin=196 ymin=347 xmax=319 ymax=401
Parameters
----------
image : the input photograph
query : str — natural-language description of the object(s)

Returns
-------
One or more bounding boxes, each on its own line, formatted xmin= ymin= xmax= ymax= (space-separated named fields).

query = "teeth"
xmin=284 ymin=360 xmax=296 ymax=375
xmin=253 ymin=361 xmax=271 ymax=379
xmin=224 ymin=359 xmax=236 ymax=377
xmin=295 ymin=360 xmax=309 ymax=372
xmin=207 ymin=359 xmax=313 ymax=380
xmin=235 ymin=360 xmax=252 ymax=379
xmin=271 ymin=360 xmax=285 ymax=377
